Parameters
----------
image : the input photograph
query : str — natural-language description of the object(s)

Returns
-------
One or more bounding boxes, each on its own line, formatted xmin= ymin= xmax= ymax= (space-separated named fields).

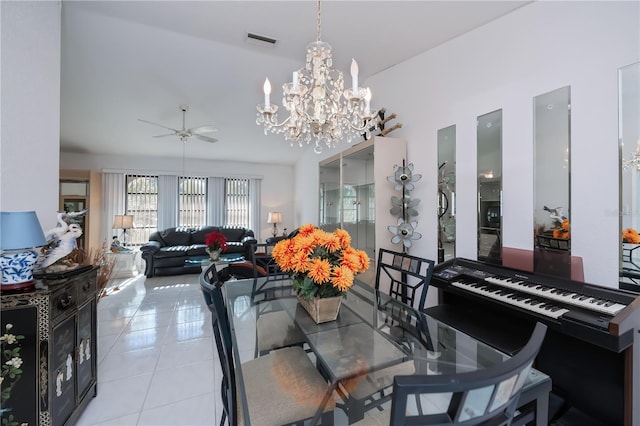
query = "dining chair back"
xmin=375 ymin=248 xmax=435 ymax=310
xmin=388 ymin=322 xmax=547 ymax=426
xmin=199 ymin=263 xmax=218 ymax=306
xmin=208 ymin=282 xmax=240 ymax=426
xmin=250 ymin=242 xmax=288 ymax=281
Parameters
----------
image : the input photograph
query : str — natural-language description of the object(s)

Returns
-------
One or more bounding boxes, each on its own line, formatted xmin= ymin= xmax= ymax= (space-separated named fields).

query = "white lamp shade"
xmin=113 ymin=215 xmax=134 ymax=229
xmin=267 ymin=212 xmax=282 ymax=224
xmin=0 ymin=211 xmax=47 ymax=250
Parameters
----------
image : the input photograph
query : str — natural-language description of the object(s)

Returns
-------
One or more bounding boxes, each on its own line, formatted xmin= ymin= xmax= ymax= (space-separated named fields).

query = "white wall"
xmin=296 ymin=1 xmax=639 ymax=288
xmin=1 ymin=1 xmax=61 ymax=231
xmin=60 ymin=152 xmax=295 ymax=242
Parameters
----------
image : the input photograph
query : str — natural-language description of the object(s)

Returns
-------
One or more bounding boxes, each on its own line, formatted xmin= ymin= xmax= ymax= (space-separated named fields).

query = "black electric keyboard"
xmin=431 ymin=258 xmax=637 ymax=350
xmin=429 ymin=258 xmax=640 ymax=425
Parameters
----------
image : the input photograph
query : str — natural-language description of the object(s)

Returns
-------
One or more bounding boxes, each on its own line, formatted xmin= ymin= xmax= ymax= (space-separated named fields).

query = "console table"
xmin=0 ymin=266 xmax=98 ymax=426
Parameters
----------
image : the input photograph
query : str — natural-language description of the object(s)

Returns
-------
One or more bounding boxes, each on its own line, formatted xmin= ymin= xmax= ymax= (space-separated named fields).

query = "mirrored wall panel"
xmin=533 ymin=87 xmax=571 ymax=276
xmin=477 ymin=110 xmax=502 ymax=264
xmin=438 ymin=125 xmax=456 ymax=263
xmin=619 ymin=62 xmax=640 ymax=290
xmin=319 ymin=157 xmax=341 ymax=230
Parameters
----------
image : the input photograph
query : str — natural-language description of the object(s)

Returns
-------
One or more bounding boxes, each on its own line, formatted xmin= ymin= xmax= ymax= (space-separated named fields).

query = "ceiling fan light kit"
xmin=256 ymin=0 xmax=379 ymax=154
xmin=139 ymin=104 xmax=219 ymax=144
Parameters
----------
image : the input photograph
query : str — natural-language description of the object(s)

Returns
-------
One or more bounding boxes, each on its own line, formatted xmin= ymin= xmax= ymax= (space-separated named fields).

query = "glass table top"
xmin=223 ymin=277 xmax=550 ymax=425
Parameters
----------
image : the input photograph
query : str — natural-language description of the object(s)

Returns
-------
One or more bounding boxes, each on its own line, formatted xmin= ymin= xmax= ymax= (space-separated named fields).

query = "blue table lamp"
xmin=0 ymin=211 xmax=47 ymax=290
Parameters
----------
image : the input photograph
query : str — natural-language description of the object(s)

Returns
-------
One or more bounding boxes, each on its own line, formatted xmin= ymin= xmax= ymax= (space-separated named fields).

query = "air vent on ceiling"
xmin=247 ymin=33 xmax=278 ymax=47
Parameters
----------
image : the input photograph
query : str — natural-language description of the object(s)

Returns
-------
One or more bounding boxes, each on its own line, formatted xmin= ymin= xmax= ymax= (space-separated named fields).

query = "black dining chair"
xmin=338 ymin=293 xmax=433 ymax=423
xmin=250 ymin=242 xmax=288 ymax=281
xmin=249 ymin=242 xmax=307 ymax=357
xmin=353 ymin=322 xmax=548 ymax=426
xmin=375 ymin=249 xmax=436 ymax=310
xmin=208 ymin=282 xmax=334 ymax=426
xmin=341 ymin=250 xmax=436 ymax=421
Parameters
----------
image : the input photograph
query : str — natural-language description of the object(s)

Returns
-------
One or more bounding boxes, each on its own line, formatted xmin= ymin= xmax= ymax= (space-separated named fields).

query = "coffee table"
xmin=184 ymin=253 xmax=245 ymax=271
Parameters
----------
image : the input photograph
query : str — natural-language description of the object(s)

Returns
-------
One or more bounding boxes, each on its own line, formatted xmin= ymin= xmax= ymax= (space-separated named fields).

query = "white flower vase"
xmin=207 ymin=248 xmax=222 ymax=261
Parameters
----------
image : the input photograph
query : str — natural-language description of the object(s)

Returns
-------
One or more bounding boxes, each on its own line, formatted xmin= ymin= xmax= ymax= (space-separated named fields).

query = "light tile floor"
xmin=77 ymin=273 xmax=224 ymax=426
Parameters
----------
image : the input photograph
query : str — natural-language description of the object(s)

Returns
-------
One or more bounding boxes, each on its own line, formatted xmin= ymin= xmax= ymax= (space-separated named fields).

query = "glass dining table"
xmin=223 ymin=277 xmax=551 ymax=425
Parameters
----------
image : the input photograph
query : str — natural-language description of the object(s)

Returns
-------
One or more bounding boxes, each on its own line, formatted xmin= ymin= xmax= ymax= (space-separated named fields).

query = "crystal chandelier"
xmin=256 ymin=0 xmax=378 ymax=154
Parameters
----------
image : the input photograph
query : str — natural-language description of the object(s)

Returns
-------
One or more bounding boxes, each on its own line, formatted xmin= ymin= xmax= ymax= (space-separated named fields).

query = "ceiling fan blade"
xmin=189 ymin=125 xmax=218 ymax=135
xmin=152 ymin=133 xmax=176 ymax=138
xmin=195 ymin=134 xmax=219 ymax=143
xmin=138 ymin=118 xmax=178 ymax=132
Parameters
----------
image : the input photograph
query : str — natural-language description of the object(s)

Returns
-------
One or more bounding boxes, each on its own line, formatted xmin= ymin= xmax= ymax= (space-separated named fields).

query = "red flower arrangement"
xmin=205 ymin=231 xmax=227 ymax=252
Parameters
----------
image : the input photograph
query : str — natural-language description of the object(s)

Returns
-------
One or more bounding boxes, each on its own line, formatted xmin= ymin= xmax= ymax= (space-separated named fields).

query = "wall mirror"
xmin=533 ymin=86 xmax=572 ymax=275
xmin=437 ymin=125 xmax=456 ymax=263
xmin=477 ymin=109 xmax=502 ymax=264
xmin=319 ymin=157 xmax=341 ymax=230
xmin=619 ymin=62 xmax=640 ymax=290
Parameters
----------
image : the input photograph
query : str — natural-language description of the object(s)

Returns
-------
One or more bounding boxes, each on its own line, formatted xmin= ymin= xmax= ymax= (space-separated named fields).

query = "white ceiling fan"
xmin=138 ymin=104 xmax=218 ymax=143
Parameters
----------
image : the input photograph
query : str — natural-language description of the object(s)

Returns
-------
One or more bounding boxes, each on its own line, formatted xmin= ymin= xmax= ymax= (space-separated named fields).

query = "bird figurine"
xmin=36 ymin=224 xmax=83 ymax=270
xmin=36 ymin=210 xmax=88 ymax=272
xmin=43 ymin=209 xmax=88 ymax=242
xmin=543 ymin=206 xmax=566 ymax=225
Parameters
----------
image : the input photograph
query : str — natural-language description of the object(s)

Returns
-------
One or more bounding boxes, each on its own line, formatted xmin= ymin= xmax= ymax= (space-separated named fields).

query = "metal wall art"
xmin=387 ymin=161 xmax=422 ymax=250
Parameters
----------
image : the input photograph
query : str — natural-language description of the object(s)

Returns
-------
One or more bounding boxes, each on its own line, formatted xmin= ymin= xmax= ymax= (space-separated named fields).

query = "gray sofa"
xmin=140 ymin=226 xmax=257 ymax=277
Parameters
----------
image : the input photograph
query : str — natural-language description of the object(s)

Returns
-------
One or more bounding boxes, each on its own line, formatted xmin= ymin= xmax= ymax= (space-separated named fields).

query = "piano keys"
xmin=429 ymin=257 xmax=640 ymax=425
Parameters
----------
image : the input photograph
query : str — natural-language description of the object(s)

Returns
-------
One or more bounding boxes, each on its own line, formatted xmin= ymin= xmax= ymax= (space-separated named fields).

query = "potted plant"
xmin=272 ymin=224 xmax=370 ymax=323
xmin=205 ymin=231 xmax=228 ymax=261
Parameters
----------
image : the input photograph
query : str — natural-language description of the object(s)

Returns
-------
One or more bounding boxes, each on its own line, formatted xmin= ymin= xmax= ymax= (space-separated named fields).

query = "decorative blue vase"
xmin=0 ymin=249 xmax=40 ymax=287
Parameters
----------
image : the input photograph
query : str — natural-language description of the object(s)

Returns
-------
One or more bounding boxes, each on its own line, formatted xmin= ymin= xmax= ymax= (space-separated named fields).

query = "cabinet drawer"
xmin=77 ymin=273 xmax=97 ymax=304
xmin=50 ymin=285 xmax=78 ymax=323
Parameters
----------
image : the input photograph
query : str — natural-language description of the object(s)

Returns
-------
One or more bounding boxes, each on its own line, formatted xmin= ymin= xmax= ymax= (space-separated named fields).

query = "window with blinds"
xmin=179 ymin=176 xmax=207 ymax=226
xmin=126 ymin=175 xmax=158 ymax=246
xmin=225 ymin=178 xmax=250 ymax=227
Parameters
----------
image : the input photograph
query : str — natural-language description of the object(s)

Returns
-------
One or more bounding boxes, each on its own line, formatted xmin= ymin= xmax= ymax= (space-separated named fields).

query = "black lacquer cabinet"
xmin=0 ymin=267 xmax=98 ymax=426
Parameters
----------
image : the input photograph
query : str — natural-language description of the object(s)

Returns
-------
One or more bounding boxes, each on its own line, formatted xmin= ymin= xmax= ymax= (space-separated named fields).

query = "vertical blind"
xmin=126 ymin=174 xmax=158 ymax=246
xmin=179 ymin=176 xmax=207 ymax=226
xmin=225 ymin=178 xmax=250 ymax=227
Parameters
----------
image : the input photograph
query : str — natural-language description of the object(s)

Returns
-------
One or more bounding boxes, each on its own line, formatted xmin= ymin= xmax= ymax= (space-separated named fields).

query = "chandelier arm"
xmin=343 ymin=119 xmax=377 ymax=133
xmin=259 ymin=114 xmax=292 ymax=129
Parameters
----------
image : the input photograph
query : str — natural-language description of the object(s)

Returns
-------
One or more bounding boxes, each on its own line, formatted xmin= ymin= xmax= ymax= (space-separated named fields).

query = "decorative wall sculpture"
xmin=387 ymin=161 xmax=422 ymax=250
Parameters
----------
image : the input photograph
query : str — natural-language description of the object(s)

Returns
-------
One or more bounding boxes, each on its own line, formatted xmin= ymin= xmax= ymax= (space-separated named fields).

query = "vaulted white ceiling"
xmin=60 ymin=1 xmax=530 ymax=165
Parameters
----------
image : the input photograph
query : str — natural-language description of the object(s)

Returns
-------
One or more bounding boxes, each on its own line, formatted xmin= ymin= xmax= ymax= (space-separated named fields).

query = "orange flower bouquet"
xmin=272 ymin=224 xmax=370 ymax=299
xmin=552 ymin=219 xmax=570 ymax=240
xmin=622 ymin=228 xmax=640 ymax=244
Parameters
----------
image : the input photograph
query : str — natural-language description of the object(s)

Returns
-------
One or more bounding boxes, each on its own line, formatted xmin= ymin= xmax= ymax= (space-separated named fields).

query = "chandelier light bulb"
xmin=351 ymin=59 xmax=359 ymax=96
xmin=263 ymin=78 xmax=271 ymax=106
